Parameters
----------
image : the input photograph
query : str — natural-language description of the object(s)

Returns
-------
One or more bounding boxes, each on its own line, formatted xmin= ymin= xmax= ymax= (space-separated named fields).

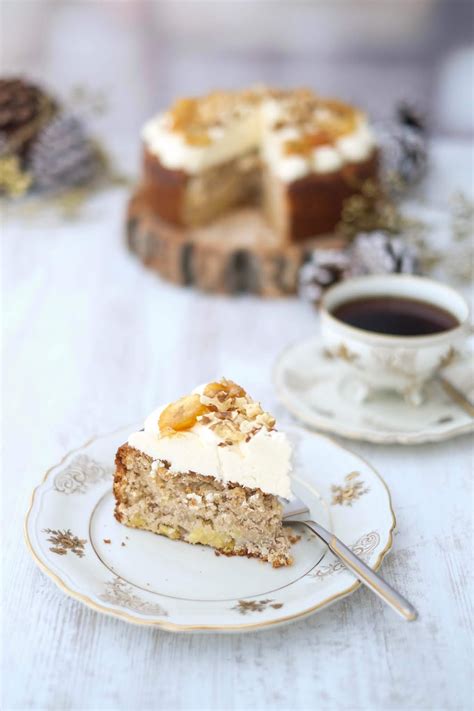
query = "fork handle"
xmin=303 ymin=520 xmax=417 ymax=621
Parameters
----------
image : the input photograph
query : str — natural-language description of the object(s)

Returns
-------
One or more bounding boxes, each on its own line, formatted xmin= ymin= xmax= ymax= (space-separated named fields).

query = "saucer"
xmin=273 ymin=336 xmax=474 ymax=445
xmin=25 ymin=423 xmax=394 ymax=631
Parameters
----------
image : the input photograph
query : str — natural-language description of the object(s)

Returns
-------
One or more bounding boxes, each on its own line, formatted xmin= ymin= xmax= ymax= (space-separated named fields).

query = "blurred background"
xmin=2 ymin=0 xmax=473 ymax=177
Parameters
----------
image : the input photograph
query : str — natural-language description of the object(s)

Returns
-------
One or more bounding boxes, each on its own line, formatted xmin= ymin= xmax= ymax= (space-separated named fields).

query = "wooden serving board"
xmin=126 ymin=188 xmax=347 ymax=297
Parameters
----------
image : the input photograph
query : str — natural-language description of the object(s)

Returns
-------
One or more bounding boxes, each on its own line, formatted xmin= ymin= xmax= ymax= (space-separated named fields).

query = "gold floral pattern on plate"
xmin=99 ymin=577 xmax=168 ymax=617
xmin=331 ymin=471 xmax=369 ymax=506
xmin=54 ymin=454 xmax=111 ymax=494
xmin=43 ymin=528 xmax=87 ymax=558
xmin=232 ymin=599 xmax=283 ymax=615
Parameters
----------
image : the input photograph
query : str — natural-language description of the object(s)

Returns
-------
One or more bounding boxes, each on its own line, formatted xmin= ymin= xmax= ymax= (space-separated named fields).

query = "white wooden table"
xmin=3 ymin=3 xmax=473 ymax=709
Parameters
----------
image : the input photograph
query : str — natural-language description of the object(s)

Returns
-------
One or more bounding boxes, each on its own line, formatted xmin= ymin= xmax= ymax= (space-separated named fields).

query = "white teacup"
xmin=320 ymin=275 xmax=470 ymax=405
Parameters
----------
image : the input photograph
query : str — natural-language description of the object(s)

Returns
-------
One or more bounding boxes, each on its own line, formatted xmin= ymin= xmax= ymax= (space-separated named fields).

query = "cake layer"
xmin=143 ymin=145 xmax=377 ymax=241
xmin=143 ymin=148 xmax=261 ymax=227
xmin=263 ymin=150 xmax=379 ymax=242
xmin=114 ymin=444 xmax=296 ymax=567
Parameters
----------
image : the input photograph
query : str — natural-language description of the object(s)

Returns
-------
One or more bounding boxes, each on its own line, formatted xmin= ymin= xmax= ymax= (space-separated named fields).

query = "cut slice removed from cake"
xmin=114 ymin=379 xmax=298 ymax=567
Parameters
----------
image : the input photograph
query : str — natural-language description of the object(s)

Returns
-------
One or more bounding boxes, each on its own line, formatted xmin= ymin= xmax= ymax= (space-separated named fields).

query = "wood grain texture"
xmin=127 ymin=191 xmax=345 ymax=297
xmin=2 ymin=3 xmax=473 ymax=710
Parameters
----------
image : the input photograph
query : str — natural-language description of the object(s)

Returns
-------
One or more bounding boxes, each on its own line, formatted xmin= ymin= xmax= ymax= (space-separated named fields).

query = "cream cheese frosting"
xmin=128 ymin=384 xmax=293 ymax=499
xmin=143 ymin=110 xmax=260 ymax=174
xmin=143 ymin=88 xmax=376 ymax=182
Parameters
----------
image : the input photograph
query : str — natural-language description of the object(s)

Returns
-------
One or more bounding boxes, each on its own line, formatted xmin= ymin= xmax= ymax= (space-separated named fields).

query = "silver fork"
xmin=282 ymin=495 xmax=417 ymax=621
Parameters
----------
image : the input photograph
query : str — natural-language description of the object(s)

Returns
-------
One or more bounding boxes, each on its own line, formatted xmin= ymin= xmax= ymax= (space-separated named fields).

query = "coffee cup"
xmin=320 ymin=274 xmax=470 ymax=405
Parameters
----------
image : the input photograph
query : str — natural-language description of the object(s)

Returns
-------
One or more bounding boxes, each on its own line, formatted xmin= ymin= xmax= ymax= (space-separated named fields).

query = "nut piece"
xmin=199 ymin=378 xmax=276 ymax=445
xmin=203 ymin=379 xmax=246 ymax=400
xmin=159 ymin=394 xmax=209 ymax=435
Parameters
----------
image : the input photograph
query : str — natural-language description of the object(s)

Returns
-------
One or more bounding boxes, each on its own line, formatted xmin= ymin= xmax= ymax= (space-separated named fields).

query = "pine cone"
xmin=298 ymin=232 xmax=420 ymax=303
xmin=349 ymin=231 xmax=419 ymax=276
xmin=0 ymin=78 xmax=56 ymax=155
xmin=298 ymin=249 xmax=351 ymax=303
xmin=397 ymin=102 xmax=426 ymax=133
xmin=383 ymin=102 xmax=428 ymax=193
xmin=28 ymin=113 xmax=99 ymax=191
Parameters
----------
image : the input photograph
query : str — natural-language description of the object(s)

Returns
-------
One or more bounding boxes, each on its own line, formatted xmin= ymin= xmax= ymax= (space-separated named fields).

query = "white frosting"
xmin=128 ymin=404 xmax=293 ymax=499
xmin=274 ymin=155 xmax=309 ymax=181
xmin=143 ymin=96 xmax=376 ymax=181
xmin=143 ymin=111 xmax=260 ymax=173
xmin=336 ymin=122 xmax=375 ymax=162
xmin=312 ymin=145 xmax=344 ymax=173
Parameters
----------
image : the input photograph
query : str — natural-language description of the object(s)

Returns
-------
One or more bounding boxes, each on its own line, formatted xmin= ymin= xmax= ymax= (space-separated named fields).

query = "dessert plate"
xmin=274 ymin=336 xmax=474 ymax=445
xmin=25 ymin=423 xmax=394 ymax=632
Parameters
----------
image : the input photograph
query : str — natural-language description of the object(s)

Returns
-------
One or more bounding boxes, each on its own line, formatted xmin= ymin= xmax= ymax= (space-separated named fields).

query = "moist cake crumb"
xmin=113 ymin=379 xmax=298 ymax=566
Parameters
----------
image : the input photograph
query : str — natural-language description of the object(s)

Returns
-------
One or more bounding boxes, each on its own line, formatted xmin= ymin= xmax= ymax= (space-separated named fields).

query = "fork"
xmin=282 ymin=495 xmax=417 ymax=621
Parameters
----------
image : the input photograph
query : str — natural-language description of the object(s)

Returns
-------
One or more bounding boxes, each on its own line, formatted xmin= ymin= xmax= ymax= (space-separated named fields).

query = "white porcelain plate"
xmin=274 ymin=336 xmax=474 ymax=445
xmin=25 ymin=423 xmax=394 ymax=632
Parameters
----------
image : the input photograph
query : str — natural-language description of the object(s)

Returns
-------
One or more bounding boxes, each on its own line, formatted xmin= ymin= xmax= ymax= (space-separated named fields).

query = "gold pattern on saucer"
xmin=331 ymin=471 xmax=369 ymax=506
xmin=232 ymin=599 xmax=283 ymax=615
xmin=43 ymin=528 xmax=86 ymax=558
xmin=437 ymin=376 xmax=474 ymax=418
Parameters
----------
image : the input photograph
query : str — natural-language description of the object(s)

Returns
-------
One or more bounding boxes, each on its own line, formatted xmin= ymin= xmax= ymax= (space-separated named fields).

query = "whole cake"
xmin=114 ymin=379 xmax=298 ymax=567
xmin=128 ymin=86 xmax=379 ymax=294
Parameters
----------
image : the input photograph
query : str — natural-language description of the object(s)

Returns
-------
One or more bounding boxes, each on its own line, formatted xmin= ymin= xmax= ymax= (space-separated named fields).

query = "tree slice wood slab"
xmin=126 ymin=188 xmax=347 ymax=297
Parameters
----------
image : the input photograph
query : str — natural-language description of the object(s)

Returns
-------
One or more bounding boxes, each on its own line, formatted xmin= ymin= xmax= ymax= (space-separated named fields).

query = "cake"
xmin=114 ymin=379 xmax=297 ymax=567
xmin=141 ymin=87 xmax=378 ymax=243
xmin=128 ymin=86 xmax=378 ymax=295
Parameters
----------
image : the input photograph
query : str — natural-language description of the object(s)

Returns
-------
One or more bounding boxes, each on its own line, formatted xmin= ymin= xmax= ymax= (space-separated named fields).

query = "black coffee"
xmin=332 ymin=296 xmax=459 ymax=336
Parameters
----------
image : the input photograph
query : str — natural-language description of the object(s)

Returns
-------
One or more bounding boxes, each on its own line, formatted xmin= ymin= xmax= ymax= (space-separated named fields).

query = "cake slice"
xmin=114 ymin=379 xmax=297 ymax=567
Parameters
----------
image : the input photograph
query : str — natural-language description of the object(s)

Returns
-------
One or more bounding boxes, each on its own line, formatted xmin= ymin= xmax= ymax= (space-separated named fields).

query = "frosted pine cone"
xmin=349 ymin=231 xmax=419 ymax=277
xmin=298 ymin=249 xmax=351 ymax=302
xmin=382 ymin=102 xmax=428 ymax=192
xmin=28 ymin=113 xmax=99 ymax=191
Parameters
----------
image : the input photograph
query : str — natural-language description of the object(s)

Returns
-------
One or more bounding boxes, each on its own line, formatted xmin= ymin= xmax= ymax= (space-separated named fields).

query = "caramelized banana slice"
xmin=159 ymin=394 xmax=208 ymax=434
xmin=169 ymin=97 xmax=198 ymax=131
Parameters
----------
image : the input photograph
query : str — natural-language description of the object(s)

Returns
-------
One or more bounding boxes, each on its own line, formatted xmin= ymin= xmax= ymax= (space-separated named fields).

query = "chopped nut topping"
xmin=167 ymin=89 xmax=265 ymax=145
xmin=200 ymin=378 xmax=276 ymax=444
xmin=164 ymin=87 xmax=359 ymax=150
xmin=157 ymin=378 xmax=277 ymax=444
xmin=278 ymin=93 xmax=358 ymax=155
